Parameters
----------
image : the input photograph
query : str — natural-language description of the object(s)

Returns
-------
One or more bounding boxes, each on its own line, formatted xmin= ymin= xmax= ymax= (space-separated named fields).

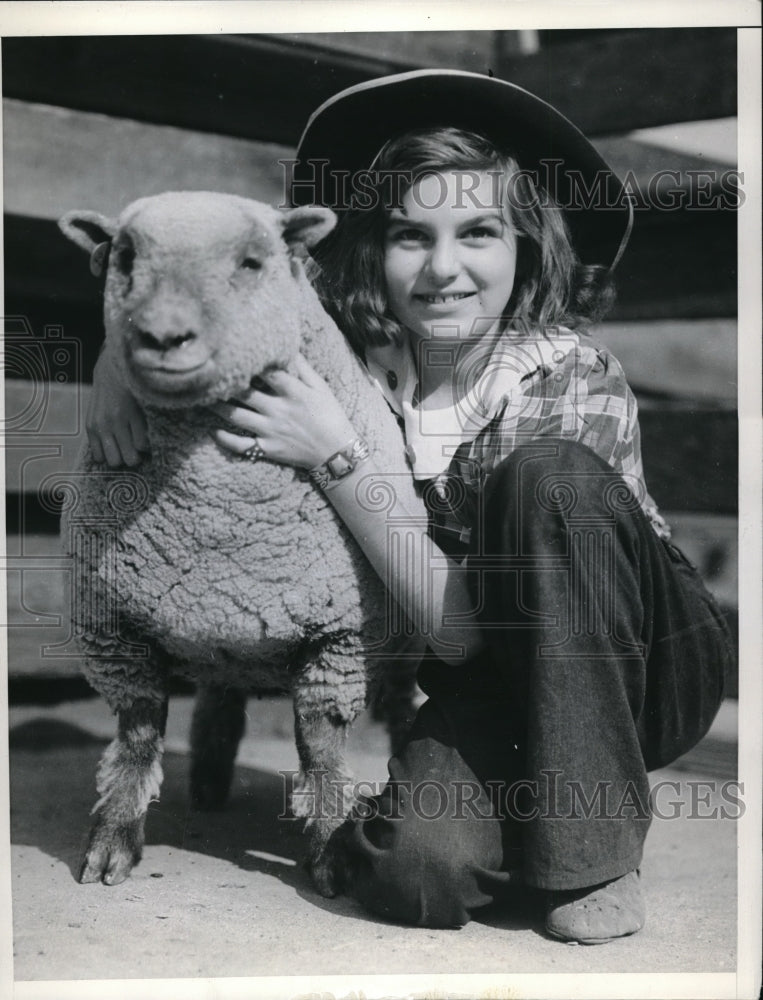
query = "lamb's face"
xmin=62 ymin=192 xmax=335 ymax=408
xmin=107 ymin=193 xmax=307 ymax=408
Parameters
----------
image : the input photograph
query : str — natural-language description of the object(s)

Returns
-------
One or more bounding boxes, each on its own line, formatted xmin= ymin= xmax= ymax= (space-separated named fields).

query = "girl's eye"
xmin=389 ymin=228 xmax=428 ymax=244
xmin=462 ymin=225 xmax=499 ymax=240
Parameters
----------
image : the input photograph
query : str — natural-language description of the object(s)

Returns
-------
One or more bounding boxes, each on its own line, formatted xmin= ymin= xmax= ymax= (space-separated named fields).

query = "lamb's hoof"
xmin=308 ymin=853 xmax=341 ymax=898
xmin=79 ymin=821 xmax=142 ymax=885
xmin=307 ymin=823 xmax=355 ymax=898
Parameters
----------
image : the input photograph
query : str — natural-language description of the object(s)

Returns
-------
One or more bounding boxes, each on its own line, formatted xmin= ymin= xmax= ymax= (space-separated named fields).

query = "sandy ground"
xmin=5 ymin=692 xmax=742 ymax=998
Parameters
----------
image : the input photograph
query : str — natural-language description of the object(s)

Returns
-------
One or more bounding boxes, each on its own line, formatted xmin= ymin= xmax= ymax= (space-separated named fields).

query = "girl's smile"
xmin=384 ymin=171 xmax=518 ymax=342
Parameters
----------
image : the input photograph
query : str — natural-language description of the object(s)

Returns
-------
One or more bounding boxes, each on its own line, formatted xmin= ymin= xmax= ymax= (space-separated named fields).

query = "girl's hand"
xmin=87 ymin=349 xmax=150 ymax=467
xmin=213 ymin=355 xmax=358 ymax=468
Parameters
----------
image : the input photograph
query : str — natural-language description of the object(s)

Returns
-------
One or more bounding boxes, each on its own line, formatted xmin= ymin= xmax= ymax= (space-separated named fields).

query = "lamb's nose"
xmin=136 ymin=328 xmax=197 ymax=352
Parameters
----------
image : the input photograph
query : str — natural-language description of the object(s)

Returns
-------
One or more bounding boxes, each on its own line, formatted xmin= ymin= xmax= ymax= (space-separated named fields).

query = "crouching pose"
xmin=89 ymin=70 xmax=733 ymax=943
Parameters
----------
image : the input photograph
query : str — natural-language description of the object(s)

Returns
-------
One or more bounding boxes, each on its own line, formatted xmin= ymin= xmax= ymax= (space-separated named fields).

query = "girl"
xmin=87 ymin=70 xmax=733 ymax=943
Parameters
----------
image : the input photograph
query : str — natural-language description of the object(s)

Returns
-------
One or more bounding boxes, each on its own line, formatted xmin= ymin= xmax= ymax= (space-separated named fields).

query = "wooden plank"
xmin=4 ymin=377 xmax=89 ymax=441
xmin=4 ymin=215 xmax=102 ymax=304
xmin=1 ymin=29 xmax=736 ymax=149
xmin=3 ymin=99 xmax=292 ymax=221
xmin=595 ymin=320 xmax=737 ymax=404
xmin=4 ymin=100 xmax=737 ymax=227
xmin=592 ymin=134 xmax=736 ymax=192
xmin=3 ymin=379 xmax=737 ymax=513
xmin=3 ymin=314 xmax=738 ymax=440
xmin=4 ymin=513 xmax=737 ymax=686
xmin=495 ymin=27 xmax=737 ymax=135
xmin=3 ymin=532 xmax=79 ymax=680
xmin=639 ymin=409 xmax=737 ymax=514
xmin=4 ymin=179 xmax=739 ymax=330
xmin=665 ymin=512 xmax=737 ymax=610
xmin=1 ymin=34 xmax=411 ymax=147
xmin=611 ymin=205 xmax=736 ymax=321
xmin=3 ymin=380 xmax=89 ymax=496
xmin=4 ymin=437 xmax=87 ymax=497
xmin=282 ymin=30 xmax=505 ymax=71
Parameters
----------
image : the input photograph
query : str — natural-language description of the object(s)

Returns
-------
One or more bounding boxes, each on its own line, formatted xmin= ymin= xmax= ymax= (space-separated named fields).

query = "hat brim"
xmin=293 ymin=69 xmax=632 ymax=269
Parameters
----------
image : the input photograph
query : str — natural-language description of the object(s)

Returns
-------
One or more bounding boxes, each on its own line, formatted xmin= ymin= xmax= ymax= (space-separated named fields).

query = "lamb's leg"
xmin=189 ymin=684 xmax=247 ymax=810
xmin=292 ymin=709 xmax=355 ymax=899
xmin=80 ymin=697 xmax=168 ymax=885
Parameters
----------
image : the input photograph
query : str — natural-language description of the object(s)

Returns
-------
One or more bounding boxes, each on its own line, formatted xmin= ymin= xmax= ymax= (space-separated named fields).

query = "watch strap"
xmin=309 ymin=438 xmax=370 ymax=490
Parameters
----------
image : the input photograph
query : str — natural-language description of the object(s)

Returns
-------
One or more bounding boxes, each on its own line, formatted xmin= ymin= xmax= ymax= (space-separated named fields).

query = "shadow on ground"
xmin=9 ymin=715 xmax=544 ymax=934
xmin=9 ymin=717 xmax=304 ymax=889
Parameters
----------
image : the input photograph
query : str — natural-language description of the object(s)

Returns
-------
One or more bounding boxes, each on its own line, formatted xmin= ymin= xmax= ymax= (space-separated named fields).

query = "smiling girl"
xmin=87 ymin=70 xmax=733 ymax=943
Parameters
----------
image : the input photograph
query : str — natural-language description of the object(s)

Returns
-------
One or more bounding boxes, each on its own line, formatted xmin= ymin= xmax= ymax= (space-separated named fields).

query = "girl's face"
xmin=383 ymin=170 xmax=518 ymax=343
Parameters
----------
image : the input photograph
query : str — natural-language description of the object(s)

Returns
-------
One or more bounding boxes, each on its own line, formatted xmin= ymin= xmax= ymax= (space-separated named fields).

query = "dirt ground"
xmin=4 ymin=693 xmax=745 ymax=999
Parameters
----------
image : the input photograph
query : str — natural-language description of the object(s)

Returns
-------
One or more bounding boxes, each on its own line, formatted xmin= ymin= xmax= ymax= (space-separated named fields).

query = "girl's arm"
xmin=87 ymin=345 xmax=150 ymax=467
xmin=321 ymin=461 xmax=484 ymax=664
xmin=214 ymin=356 xmax=485 ymax=666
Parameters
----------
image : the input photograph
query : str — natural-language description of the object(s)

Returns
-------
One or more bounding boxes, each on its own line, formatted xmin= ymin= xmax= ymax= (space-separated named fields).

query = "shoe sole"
xmin=545 ymin=924 xmax=643 ymax=946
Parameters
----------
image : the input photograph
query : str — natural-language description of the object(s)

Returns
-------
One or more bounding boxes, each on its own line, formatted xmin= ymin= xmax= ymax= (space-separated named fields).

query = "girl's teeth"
xmin=423 ymin=293 xmax=470 ymax=303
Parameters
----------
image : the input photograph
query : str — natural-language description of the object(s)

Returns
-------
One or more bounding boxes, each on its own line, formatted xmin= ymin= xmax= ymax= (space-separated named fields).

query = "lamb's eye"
xmin=241 ymin=257 xmax=262 ymax=271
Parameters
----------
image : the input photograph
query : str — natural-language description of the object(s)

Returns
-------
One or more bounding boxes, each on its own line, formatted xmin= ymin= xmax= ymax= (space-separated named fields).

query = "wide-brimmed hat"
xmin=293 ymin=69 xmax=633 ymax=270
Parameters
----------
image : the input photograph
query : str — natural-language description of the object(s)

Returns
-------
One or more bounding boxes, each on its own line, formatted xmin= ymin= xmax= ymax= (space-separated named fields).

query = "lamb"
xmin=58 ymin=191 xmax=428 ymax=896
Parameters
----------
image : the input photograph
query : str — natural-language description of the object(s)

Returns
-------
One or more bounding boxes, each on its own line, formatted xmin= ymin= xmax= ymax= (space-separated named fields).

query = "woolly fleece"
xmin=59 ymin=192 xmax=426 ymax=721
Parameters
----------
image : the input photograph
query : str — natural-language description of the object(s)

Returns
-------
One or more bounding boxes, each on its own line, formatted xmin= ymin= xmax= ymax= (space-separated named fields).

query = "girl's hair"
xmin=309 ymin=127 xmax=615 ymax=356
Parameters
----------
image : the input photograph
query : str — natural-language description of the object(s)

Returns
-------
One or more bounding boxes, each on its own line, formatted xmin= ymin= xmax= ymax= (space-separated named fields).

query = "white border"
xmin=735 ymin=23 xmax=763 ymax=1000
xmin=0 ymin=0 xmax=760 ymax=35
xmin=1 ymin=4 xmax=761 ymax=1000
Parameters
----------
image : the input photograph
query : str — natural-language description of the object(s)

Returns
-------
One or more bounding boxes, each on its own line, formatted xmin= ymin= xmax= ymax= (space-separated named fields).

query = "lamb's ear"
xmin=280 ymin=206 xmax=337 ymax=258
xmin=58 ymin=211 xmax=117 ymax=277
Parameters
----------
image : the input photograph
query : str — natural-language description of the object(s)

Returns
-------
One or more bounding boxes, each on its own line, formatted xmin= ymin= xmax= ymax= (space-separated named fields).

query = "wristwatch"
xmin=309 ymin=438 xmax=370 ymax=490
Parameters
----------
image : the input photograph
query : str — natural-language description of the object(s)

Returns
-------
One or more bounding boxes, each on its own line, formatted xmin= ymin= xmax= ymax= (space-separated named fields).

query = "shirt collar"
xmin=365 ymin=328 xmax=580 ymax=479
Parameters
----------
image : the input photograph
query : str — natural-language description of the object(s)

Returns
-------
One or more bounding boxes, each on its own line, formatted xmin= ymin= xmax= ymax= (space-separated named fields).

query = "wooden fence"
xmin=2 ymin=29 xmax=738 ymax=697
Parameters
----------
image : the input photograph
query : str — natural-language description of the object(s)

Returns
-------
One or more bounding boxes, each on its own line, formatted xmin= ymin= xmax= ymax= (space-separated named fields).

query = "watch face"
xmin=327 ymin=453 xmax=353 ymax=478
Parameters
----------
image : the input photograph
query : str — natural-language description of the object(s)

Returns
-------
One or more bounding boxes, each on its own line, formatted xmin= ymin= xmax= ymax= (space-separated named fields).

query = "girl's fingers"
xmin=214 ymin=402 xmax=269 ymax=434
xmin=262 ymin=367 xmax=306 ymax=394
xmin=292 ymin=354 xmax=325 ymax=387
xmin=118 ymin=436 xmax=142 ymax=468
xmin=101 ymin=434 xmax=126 ymax=469
xmin=129 ymin=413 xmax=151 ymax=454
xmin=88 ymin=434 xmax=106 ymax=465
xmin=221 ymin=386 xmax=284 ymax=414
xmin=214 ymin=428 xmax=260 ymax=456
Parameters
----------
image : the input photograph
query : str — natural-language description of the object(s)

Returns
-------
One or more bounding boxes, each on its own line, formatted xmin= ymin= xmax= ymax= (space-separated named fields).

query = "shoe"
xmin=544 ymin=869 xmax=645 ymax=944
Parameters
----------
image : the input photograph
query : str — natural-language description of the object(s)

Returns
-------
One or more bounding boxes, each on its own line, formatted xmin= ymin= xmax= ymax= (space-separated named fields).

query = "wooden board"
xmin=495 ymin=27 xmax=736 ymax=135
xmin=3 ymin=515 xmax=737 ymax=686
xmin=3 ymin=380 xmax=738 ymax=516
xmin=4 ymin=185 xmax=738 ymax=335
xmin=4 ymin=99 xmax=736 ymax=226
xmin=595 ymin=319 xmax=737 ymax=405
xmin=1 ymin=29 xmax=736 ymax=147
xmin=639 ymin=409 xmax=737 ymax=514
xmin=3 ymin=98 xmax=292 ymax=221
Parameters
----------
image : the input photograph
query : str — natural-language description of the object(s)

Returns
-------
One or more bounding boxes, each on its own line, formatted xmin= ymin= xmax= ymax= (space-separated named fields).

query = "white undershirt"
xmin=365 ymin=328 xmax=580 ymax=480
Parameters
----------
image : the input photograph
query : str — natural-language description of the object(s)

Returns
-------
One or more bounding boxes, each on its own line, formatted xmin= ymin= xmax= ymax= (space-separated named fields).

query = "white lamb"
xmin=58 ymin=191 xmax=428 ymax=895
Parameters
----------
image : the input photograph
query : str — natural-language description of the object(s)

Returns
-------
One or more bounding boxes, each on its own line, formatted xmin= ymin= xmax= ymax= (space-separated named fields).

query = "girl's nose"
xmin=426 ymin=238 xmax=461 ymax=282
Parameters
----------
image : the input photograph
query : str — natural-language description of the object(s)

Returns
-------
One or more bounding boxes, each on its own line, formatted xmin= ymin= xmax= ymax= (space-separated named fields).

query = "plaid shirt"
xmin=365 ymin=329 xmax=670 ymax=544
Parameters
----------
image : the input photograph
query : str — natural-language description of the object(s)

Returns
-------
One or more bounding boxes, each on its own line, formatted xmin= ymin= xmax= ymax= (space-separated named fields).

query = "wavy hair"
xmin=309 ymin=127 xmax=615 ymax=357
